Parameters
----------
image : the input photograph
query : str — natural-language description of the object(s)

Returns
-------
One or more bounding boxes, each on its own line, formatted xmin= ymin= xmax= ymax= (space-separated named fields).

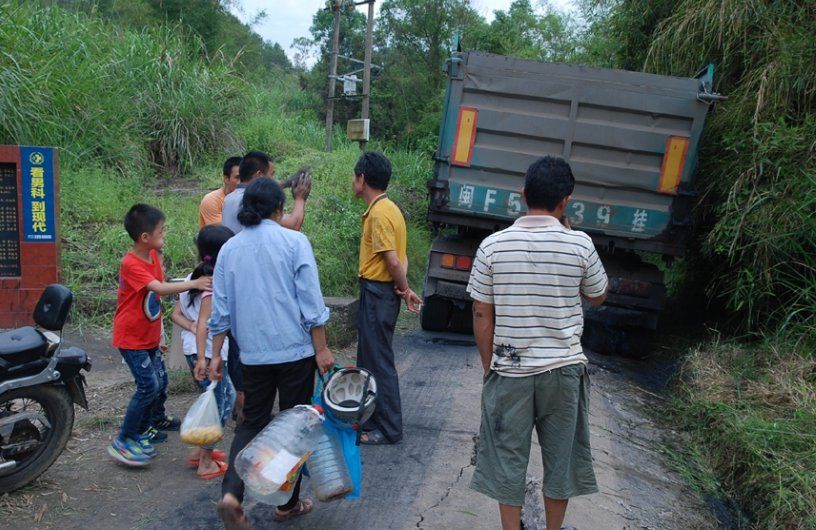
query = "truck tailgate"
xmin=430 ymin=53 xmax=713 ymax=255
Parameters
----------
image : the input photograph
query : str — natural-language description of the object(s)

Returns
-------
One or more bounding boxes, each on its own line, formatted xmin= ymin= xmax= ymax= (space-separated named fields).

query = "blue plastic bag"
xmin=311 ymin=369 xmax=362 ymax=499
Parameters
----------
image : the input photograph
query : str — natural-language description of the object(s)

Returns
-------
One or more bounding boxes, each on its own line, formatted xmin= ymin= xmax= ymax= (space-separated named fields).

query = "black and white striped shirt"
xmin=466 ymin=215 xmax=608 ymax=377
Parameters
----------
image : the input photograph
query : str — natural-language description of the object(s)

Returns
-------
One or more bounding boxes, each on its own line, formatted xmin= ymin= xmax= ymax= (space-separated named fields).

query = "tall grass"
xmin=0 ymin=2 xmax=245 ymax=174
xmin=644 ymin=0 xmax=816 ymax=342
xmin=638 ymin=2 xmax=816 ymax=526
xmin=674 ymin=339 xmax=816 ymax=529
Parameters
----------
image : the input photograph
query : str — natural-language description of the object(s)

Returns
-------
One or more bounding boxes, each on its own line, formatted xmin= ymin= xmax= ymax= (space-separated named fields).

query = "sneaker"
xmin=154 ymin=415 xmax=181 ymax=431
xmin=107 ymin=438 xmax=151 ymax=467
xmin=143 ymin=426 xmax=168 ymax=443
xmin=136 ymin=434 xmax=158 ymax=458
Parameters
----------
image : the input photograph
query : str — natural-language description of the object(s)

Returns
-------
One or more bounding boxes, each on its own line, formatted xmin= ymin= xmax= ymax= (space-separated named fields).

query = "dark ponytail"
xmin=188 ymin=224 xmax=234 ymax=306
xmin=237 ymin=177 xmax=285 ymax=227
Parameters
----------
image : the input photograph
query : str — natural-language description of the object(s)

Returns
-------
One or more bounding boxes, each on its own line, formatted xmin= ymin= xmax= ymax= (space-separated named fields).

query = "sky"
xmin=229 ymin=0 xmax=577 ymax=66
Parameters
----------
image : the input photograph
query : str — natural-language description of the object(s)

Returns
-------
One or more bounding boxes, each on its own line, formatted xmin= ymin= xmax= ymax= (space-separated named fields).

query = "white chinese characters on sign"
xmin=632 ymin=209 xmax=648 ymax=232
xmin=457 ymin=185 xmax=475 ymax=208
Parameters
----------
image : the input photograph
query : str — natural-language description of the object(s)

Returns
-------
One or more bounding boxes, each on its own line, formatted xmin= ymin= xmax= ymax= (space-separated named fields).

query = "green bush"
xmin=0 ymin=2 xmax=245 ymax=174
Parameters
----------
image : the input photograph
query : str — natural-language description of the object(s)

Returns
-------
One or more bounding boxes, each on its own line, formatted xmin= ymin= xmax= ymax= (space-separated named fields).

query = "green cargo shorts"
xmin=470 ymin=363 xmax=598 ymax=505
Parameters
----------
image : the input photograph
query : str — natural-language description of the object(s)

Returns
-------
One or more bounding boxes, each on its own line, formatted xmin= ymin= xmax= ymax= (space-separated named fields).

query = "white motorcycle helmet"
xmin=322 ymin=367 xmax=377 ymax=425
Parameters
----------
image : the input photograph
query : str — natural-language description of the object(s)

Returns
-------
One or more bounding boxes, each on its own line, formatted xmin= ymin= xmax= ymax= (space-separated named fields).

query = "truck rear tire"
xmin=420 ymin=297 xmax=451 ymax=332
xmin=582 ymin=319 xmax=653 ymax=359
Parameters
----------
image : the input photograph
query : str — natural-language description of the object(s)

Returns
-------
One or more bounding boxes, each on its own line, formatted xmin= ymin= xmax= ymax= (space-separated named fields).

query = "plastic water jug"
xmin=309 ymin=425 xmax=353 ymax=501
xmin=245 ymin=482 xmax=295 ymax=507
xmin=235 ymin=405 xmax=324 ymax=498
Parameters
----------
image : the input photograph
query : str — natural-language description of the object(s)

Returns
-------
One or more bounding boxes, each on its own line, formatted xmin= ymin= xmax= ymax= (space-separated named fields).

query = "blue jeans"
xmin=184 ymin=355 xmax=236 ymax=430
xmin=118 ymin=347 xmax=168 ymax=441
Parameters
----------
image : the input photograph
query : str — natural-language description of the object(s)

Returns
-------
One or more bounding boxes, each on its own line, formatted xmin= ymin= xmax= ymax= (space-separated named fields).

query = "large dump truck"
xmin=421 ymin=52 xmax=719 ymax=351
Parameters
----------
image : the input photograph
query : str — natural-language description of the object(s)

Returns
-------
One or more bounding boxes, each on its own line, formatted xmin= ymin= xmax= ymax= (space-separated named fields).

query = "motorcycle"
xmin=0 ymin=284 xmax=91 ymax=493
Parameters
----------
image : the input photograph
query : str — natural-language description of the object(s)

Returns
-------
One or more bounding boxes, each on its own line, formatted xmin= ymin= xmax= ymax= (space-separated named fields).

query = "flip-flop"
xmin=273 ymin=498 xmax=313 ymax=522
xmin=360 ymin=430 xmax=392 ymax=445
xmin=187 ymin=449 xmax=226 ymax=467
xmin=217 ymin=498 xmax=251 ymax=530
xmin=198 ymin=460 xmax=228 ymax=480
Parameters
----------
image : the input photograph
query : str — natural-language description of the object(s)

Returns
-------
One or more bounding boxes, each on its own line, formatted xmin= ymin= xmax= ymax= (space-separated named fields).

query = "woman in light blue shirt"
xmin=209 ymin=177 xmax=334 ymax=526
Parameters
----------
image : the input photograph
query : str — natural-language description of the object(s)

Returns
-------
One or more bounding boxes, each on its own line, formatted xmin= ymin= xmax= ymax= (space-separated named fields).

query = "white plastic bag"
xmin=180 ymin=381 xmax=223 ymax=446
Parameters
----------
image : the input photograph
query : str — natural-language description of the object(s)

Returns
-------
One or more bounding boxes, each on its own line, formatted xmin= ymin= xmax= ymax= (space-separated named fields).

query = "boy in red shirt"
xmin=108 ymin=204 xmax=211 ymax=467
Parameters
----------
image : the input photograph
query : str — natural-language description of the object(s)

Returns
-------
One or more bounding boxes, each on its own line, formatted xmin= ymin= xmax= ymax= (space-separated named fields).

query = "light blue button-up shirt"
xmin=208 ymin=219 xmax=330 ymax=366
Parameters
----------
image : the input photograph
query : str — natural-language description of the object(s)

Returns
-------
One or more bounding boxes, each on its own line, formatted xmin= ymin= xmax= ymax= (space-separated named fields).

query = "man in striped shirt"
xmin=467 ymin=156 xmax=608 ymax=530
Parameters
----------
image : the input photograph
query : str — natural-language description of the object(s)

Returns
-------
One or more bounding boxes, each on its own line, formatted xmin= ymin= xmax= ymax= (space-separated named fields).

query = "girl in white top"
xmin=171 ymin=224 xmax=235 ymax=480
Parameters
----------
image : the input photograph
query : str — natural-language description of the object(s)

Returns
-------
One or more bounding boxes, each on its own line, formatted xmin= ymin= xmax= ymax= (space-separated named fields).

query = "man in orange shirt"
xmin=198 ymin=157 xmax=241 ymax=228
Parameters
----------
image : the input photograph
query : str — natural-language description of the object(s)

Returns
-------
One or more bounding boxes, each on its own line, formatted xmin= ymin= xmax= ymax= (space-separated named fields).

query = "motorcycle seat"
xmin=0 ymin=326 xmax=48 ymax=365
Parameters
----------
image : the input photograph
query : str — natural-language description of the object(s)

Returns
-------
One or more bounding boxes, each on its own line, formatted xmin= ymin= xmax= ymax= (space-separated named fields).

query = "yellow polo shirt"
xmin=359 ymin=194 xmax=407 ymax=281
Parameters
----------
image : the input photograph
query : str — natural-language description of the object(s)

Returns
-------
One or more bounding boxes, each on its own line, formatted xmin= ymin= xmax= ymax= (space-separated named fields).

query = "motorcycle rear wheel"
xmin=0 ymin=385 xmax=74 ymax=493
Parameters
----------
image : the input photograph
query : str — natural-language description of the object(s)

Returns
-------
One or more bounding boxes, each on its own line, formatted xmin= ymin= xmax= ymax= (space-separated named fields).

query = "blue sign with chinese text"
xmin=20 ymin=146 xmax=56 ymax=242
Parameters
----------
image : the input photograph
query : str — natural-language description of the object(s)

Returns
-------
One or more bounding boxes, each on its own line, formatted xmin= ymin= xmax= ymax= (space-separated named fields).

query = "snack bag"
xmin=180 ymin=381 xmax=223 ymax=446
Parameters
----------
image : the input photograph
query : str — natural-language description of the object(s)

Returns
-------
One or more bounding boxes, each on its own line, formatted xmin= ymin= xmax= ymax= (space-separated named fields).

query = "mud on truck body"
xmin=421 ymin=52 xmax=719 ymax=354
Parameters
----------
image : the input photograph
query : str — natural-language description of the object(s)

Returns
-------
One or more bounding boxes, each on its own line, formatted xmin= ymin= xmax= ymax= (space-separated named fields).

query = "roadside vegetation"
xmin=591 ymin=1 xmax=816 ymax=527
xmin=0 ymin=1 xmax=430 ymax=322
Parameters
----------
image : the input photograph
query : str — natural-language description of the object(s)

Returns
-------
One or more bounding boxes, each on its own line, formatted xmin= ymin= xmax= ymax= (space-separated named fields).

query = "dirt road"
xmin=0 ymin=326 xmax=715 ymax=529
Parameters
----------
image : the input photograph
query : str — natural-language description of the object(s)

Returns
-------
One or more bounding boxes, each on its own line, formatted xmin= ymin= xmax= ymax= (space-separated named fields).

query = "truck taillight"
xmin=440 ymin=253 xmax=472 ymax=271
xmin=451 ymin=106 xmax=478 ymax=167
xmin=658 ymin=136 xmax=689 ymax=194
xmin=455 ymin=256 xmax=472 ymax=270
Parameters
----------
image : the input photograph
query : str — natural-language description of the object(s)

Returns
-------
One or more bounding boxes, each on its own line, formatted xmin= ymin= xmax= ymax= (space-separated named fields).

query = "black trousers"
xmin=226 ymin=331 xmax=243 ymax=392
xmin=357 ymin=279 xmax=403 ymax=443
xmin=221 ymin=356 xmax=316 ymax=509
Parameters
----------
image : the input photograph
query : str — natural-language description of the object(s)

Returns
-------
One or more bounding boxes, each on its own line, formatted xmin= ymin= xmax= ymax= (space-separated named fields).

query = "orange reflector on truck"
xmin=451 ymin=106 xmax=478 ymax=167
xmin=440 ymin=254 xmax=456 ymax=269
xmin=658 ymin=136 xmax=689 ymax=194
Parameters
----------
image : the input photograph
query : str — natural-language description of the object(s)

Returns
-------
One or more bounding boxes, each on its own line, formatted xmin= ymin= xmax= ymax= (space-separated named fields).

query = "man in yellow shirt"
xmin=352 ymin=151 xmax=421 ymax=445
xmin=198 ymin=157 xmax=241 ymax=228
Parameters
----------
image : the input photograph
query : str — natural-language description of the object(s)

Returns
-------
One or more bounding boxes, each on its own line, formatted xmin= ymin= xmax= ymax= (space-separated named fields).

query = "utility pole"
xmin=360 ymin=0 xmax=375 ymax=151
xmin=324 ymin=1 xmax=342 ymax=152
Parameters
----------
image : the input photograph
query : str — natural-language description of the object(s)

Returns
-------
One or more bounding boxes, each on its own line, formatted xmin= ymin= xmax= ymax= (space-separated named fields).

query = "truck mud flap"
xmin=434 ymin=280 xmax=470 ymax=301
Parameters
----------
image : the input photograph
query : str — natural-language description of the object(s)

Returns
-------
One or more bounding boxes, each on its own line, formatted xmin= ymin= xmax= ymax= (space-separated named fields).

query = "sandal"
xmin=360 ymin=430 xmax=392 ymax=445
xmin=273 ymin=498 xmax=313 ymax=522
xmin=217 ymin=498 xmax=250 ymax=530
xmin=187 ymin=449 xmax=226 ymax=467
xmin=198 ymin=460 xmax=228 ymax=480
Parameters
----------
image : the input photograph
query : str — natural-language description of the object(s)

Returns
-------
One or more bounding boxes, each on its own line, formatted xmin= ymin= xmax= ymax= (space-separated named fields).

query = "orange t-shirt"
xmin=198 ymin=188 xmax=227 ymax=228
xmin=112 ymin=249 xmax=164 ymax=350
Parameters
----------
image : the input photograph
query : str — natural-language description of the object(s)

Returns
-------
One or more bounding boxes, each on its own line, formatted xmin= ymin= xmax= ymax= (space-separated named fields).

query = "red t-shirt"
xmin=112 ymin=249 xmax=164 ymax=349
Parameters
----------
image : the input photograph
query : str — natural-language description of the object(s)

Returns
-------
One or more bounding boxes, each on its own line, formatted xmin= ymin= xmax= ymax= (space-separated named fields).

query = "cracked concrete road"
xmin=0 ymin=328 xmax=716 ymax=530
xmin=159 ymin=330 xmax=716 ymax=529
